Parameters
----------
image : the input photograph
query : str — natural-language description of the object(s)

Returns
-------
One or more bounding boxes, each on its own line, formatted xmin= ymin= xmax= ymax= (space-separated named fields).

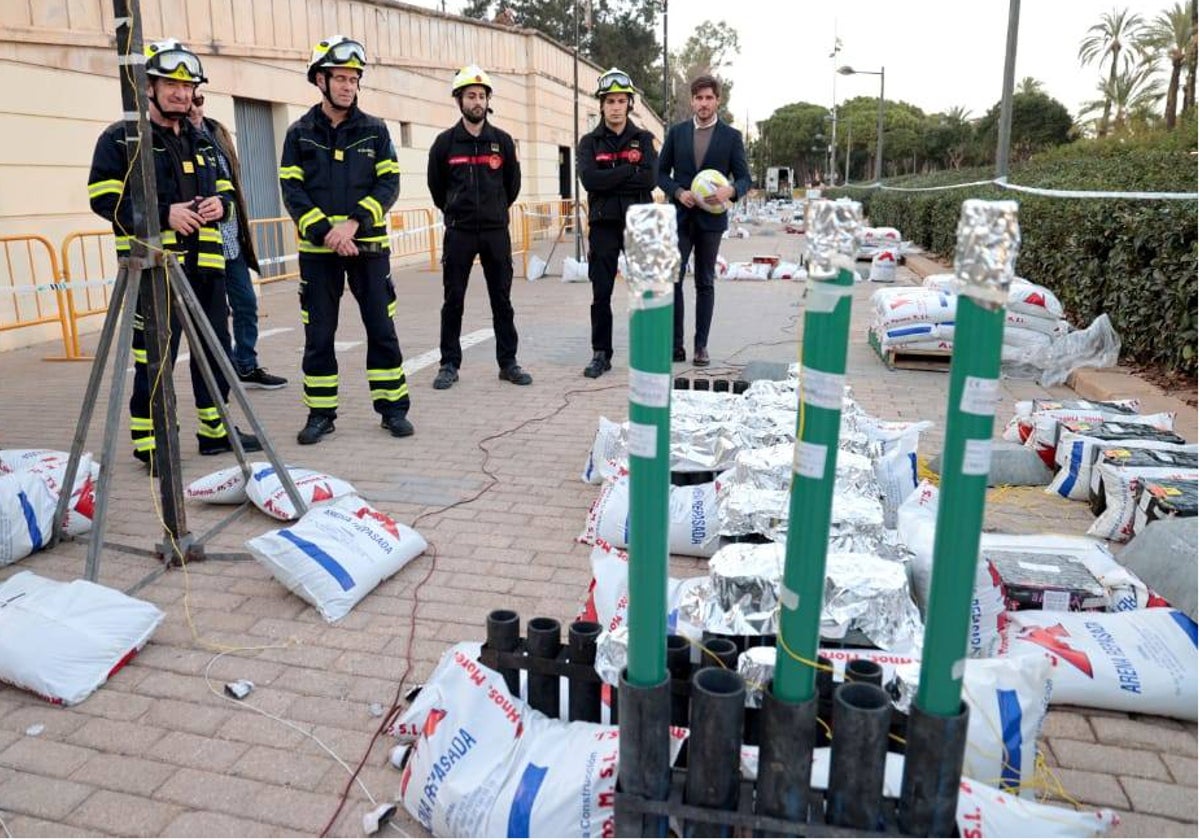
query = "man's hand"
xmin=712 ymin=184 xmax=735 ymax=205
xmin=194 ymin=196 xmax=224 ymax=223
xmin=677 ymin=189 xmax=698 ymax=208
xmin=324 ymin=219 xmax=360 ymax=257
xmin=167 ymin=201 xmax=204 ymax=235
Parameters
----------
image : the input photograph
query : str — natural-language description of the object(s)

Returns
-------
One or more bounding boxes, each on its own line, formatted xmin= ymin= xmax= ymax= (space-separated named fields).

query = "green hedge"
xmin=831 ymin=128 xmax=1198 ymax=378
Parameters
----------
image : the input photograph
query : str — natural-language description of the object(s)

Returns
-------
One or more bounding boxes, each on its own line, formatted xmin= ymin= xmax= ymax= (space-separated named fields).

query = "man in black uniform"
xmin=577 ymin=68 xmax=659 ymax=378
xmin=427 ymin=65 xmax=532 ymax=391
xmin=88 ymin=38 xmax=261 ymax=471
xmin=280 ymin=36 xmax=412 ymax=445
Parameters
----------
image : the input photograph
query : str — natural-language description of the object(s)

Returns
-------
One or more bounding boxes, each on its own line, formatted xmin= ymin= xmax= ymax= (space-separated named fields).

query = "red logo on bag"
xmin=423 ymin=707 xmax=447 ymax=737
xmin=1017 ymin=623 xmax=1094 ymax=677
xmin=400 ymin=761 xmax=413 ymax=797
xmin=488 ymin=154 xmax=503 ymax=170
xmin=311 ymin=482 xmax=334 ymax=502
xmin=355 ymin=505 xmax=400 ymax=539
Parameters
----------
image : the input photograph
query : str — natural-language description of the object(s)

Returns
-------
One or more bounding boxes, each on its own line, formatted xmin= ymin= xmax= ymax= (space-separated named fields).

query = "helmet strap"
xmin=456 ymin=92 xmax=488 ymax=124
xmin=318 ymin=69 xmax=358 ymax=112
xmin=147 ymin=81 xmax=189 ymax=124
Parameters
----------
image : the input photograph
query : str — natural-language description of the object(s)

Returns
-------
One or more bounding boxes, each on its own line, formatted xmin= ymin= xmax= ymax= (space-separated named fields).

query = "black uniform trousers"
xmin=674 ymin=218 xmax=723 ymax=354
xmin=129 ymin=271 xmax=232 ymax=456
xmin=299 ymin=252 xmax=409 ymax=420
xmin=439 ymin=226 xmax=519 ymax=371
xmin=587 ymin=221 xmax=624 ymax=360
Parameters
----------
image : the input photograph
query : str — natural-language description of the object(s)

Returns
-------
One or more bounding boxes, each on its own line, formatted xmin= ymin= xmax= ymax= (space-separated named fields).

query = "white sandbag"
xmin=871 ymin=287 xmax=957 ymax=326
xmin=1026 ymin=408 xmax=1174 ymax=469
xmin=1002 ymin=325 xmax=1053 ymax=348
xmin=1008 ymin=280 xmax=1064 ymax=319
xmin=185 ymin=465 xmax=249 ymax=505
xmin=1089 ymin=462 xmax=1200 ymax=543
xmin=0 ymin=471 xmax=58 ymax=566
xmin=526 ymin=253 xmax=548 ymax=281
xmin=769 ymin=260 xmax=801 ymax=280
xmin=868 ymin=250 xmax=898 ymax=282
xmin=561 ymin=257 xmax=589 ymax=282
xmin=394 ymin=641 xmax=687 ymax=837
xmin=858 ymin=418 xmax=931 ymax=529
xmin=1049 ymin=430 xmax=1192 ymax=501
xmin=737 ymin=747 xmax=1119 ymax=837
xmin=899 ymin=339 xmax=954 ymax=354
xmin=715 ymin=253 xmax=728 ymax=277
xmin=0 ymin=571 xmax=164 ymax=705
xmin=0 ymin=448 xmax=66 ymax=473
xmin=922 ymin=273 xmax=958 ymax=293
xmin=1005 ymin=310 xmax=1060 ymax=335
xmin=894 ymin=655 xmax=1052 ymax=796
xmin=1001 ymin=398 xmax=1140 ymax=445
xmin=876 ymin=322 xmax=955 ymax=348
xmin=245 ymin=461 xmax=357 ymax=521
xmin=245 ymin=495 xmax=426 ymax=623
xmin=577 ymin=540 xmax=704 ymax=643
xmin=725 ymin=261 xmax=771 ymax=280
xmin=862 ymin=226 xmax=902 ymax=245
xmin=6 ymin=451 xmax=99 ymax=537
xmin=580 ymin=471 xmax=720 ymax=557
xmin=581 ymin=416 xmax=628 ymax=484
xmin=996 ymin=608 xmax=1198 ymax=720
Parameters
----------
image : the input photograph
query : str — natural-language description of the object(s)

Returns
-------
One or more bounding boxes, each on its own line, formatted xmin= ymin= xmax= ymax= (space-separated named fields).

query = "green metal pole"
xmin=915 ymin=199 xmax=1020 ymax=716
xmin=624 ymin=204 xmax=679 ymax=688
xmin=774 ymin=199 xmax=863 ymax=704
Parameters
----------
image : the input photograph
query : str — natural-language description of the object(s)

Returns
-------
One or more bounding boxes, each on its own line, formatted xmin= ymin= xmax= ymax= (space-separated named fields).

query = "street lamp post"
xmin=838 ymin=65 xmax=885 ymax=183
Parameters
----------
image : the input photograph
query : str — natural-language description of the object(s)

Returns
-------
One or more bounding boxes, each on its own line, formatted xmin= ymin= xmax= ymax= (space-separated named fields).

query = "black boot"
xmin=297 ymin=415 xmax=336 ymax=446
xmin=583 ymin=352 xmax=612 ymax=379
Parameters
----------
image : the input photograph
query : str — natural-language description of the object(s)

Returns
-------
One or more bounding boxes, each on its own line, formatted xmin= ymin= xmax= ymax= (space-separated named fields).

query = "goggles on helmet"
xmin=597 ymin=71 xmax=633 ymax=93
xmin=148 ymin=48 xmax=205 ymax=82
xmin=325 ymin=39 xmax=366 ymax=67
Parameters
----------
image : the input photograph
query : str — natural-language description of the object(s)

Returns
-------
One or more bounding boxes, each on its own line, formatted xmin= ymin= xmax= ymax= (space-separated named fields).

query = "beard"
xmin=461 ymin=107 xmax=486 ymax=124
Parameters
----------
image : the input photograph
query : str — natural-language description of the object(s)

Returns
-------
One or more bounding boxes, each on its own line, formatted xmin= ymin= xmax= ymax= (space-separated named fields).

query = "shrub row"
xmin=832 ymin=128 xmax=1198 ymax=378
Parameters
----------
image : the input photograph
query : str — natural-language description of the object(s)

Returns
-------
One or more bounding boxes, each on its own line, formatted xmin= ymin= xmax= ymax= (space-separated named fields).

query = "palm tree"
xmin=1017 ymin=76 xmax=1045 ymax=95
xmin=1141 ymin=1 xmax=1197 ymax=128
xmin=1079 ymin=8 xmax=1147 ymax=137
xmin=1184 ymin=0 xmax=1198 ymax=113
xmin=1080 ymin=59 xmax=1166 ymax=134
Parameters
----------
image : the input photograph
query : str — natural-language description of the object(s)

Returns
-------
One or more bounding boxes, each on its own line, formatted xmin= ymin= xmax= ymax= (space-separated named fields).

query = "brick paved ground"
xmin=0 ymin=218 xmax=1194 ymax=836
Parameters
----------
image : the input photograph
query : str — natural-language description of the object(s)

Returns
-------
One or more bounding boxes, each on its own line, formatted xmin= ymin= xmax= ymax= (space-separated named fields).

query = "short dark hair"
xmin=690 ymin=75 xmax=720 ymax=98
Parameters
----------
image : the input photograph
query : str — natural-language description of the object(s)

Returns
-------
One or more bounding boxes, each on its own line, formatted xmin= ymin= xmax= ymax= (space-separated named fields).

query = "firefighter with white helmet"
xmin=280 ymin=35 xmax=413 ymax=445
xmin=577 ymin=68 xmax=658 ymax=378
xmin=426 ymin=65 xmax=532 ymax=391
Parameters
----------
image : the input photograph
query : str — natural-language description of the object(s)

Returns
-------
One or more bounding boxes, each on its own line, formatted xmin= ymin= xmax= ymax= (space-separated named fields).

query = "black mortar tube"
xmin=898 ymin=701 xmax=969 ymax=837
xmin=616 ymin=671 xmax=671 ymax=837
xmin=526 ymin=616 xmax=562 ymax=717
xmin=682 ymin=667 xmax=746 ymax=838
xmin=756 ymin=685 xmax=816 ymax=831
xmin=486 ymin=609 xmax=521 ymax=697
xmin=667 ymin=634 xmax=691 ymax=728
xmin=845 ymin=658 xmax=884 ymax=686
xmin=704 ymin=636 xmax=739 ymax=670
xmin=827 ymin=681 xmax=892 ymax=832
xmin=568 ymin=620 xmax=602 ymax=723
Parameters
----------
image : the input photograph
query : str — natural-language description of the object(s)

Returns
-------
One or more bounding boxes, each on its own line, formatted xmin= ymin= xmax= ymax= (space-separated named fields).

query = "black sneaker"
xmin=499 ymin=365 xmax=533 ymax=386
xmin=239 ymin=367 xmax=288 ymax=389
xmin=693 ymin=348 xmax=711 ymax=367
xmin=432 ymin=364 xmax=459 ymax=390
xmin=583 ymin=353 xmax=612 ymax=379
xmin=297 ymin=415 xmax=335 ymax=446
xmin=199 ymin=427 xmax=263 ymax=455
xmin=381 ymin=413 xmax=415 ymax=438
xmin=673 ymin=347 xmax=687 ymax=362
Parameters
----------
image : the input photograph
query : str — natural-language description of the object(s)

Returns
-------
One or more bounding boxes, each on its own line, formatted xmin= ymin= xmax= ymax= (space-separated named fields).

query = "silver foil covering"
xmin=954 ymin=199 xmax=1020 ymax=308
xmin=738 ymin=646 xmax=778 ymax=708
xmin=678 ymin=545 xmax=923 ymax=652
xmin=594 ymin=626 xmax=628 ymax=686
xmin=624 ymin=204 xmax=679 ymax=306
xmin=890 ymin=661 xmax=922 ymax=713
xmin=806 ymin=198 xmax=864 ymax=277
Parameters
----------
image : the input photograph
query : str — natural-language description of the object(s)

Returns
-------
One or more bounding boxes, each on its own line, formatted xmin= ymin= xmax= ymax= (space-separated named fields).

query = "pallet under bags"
xmin=0 ymin=571 xmax=164 ymax=704
xmin=245 ymin=495 xmax=427 ymax=622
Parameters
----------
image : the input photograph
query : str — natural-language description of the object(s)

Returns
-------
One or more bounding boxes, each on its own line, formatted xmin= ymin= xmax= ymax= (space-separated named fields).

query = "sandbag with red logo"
xmin=185 ymin=465 xmax=249 ymax=505
xmin=245 ymin=495 xmax=426 ymax=622
xmin=244 ymin=461 xmax=357 ymax=521
xmin=996 ymin=608 xmax=1197 ymax=720
xmin=0 ymin=451 xmax=98 ymax=565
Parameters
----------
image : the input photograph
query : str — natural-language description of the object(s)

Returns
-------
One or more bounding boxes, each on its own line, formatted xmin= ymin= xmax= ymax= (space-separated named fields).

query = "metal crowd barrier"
xmin=388 ymin=207 xmax=439 ymax=271
xmin=0 ymin=234 xmax=74 ymax=360
xmin=58 ymin=229 xmax=119 ymax=359
xmin=249 ymin=215 xmax=301 ymax=286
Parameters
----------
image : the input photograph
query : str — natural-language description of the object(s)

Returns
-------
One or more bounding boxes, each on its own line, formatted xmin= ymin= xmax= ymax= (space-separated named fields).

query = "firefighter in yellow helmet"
xmin=426 ymin=65 xmax=531 ymax=391
xmin=577 ymin=68 xmax=658 ymax=378
xmin=279 ymin=36 xmax=412 ymax=444
xmin=87 ymin=38 xmax=261 ymax=472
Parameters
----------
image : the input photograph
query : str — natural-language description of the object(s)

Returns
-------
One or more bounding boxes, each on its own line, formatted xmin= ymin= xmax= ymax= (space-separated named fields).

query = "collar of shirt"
xmin=693 ymin=115 xmax=718 ymax=131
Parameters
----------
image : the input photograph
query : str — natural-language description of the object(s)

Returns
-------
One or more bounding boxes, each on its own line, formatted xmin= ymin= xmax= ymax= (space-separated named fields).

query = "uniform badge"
xmin=626 ymin=148 xmax=642 ymax=163
xmin=181 ymin=160 xmax=194 ymax=174
xmin=334 ymin=149 xmax=345 ymax=161
xmin=490 ymin=143 xmax=500 ymax=153
xmin=488 ymin=154 xmax=503 ymax=170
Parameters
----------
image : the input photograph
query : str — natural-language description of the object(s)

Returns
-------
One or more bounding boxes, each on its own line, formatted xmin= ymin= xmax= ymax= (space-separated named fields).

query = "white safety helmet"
xmin=451 ymin=65 xmax=493 ymax=97
xmin=308 ymin=35 xmax=367 ymax=84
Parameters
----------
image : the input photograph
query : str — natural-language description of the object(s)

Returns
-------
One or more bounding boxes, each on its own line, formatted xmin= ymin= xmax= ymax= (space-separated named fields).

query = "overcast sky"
xmin=405 ymin=0 xmax=1176 ymax=130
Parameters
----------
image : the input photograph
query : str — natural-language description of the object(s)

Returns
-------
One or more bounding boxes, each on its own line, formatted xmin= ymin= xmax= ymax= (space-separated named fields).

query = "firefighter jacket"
xmin=427 ymin=120 xmax=520 ymax=231
xmin=279 ymin=104 xmax=400 ymax=254
xmin=87 ymin=118 xmax=233 ymax=275
xmin=578 ymin=120 xmax=658 ymax=225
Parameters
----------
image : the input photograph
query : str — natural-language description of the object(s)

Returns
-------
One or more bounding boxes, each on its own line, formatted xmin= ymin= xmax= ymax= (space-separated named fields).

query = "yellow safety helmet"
xmin=596 ymin=68 xmax=636 ymax=99
xmin=452 ymin=65 xmax=493 ymax=97
xmin=144 ymin=38 xmax=206 ymax=84
xmin=308 ymin=35 xmax=367 ymax=84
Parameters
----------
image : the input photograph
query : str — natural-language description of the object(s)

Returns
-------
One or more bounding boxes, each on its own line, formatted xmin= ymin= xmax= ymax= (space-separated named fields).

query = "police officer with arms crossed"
xmin=280 ymin=36 xmax=413 ymax=445
xmin=577 ymin=68 xmax=658 ymax=378
xmin=88 ymin=38 xmax=262 ymax=472
xmin=427 ymin=65 xmax=532 ymax=391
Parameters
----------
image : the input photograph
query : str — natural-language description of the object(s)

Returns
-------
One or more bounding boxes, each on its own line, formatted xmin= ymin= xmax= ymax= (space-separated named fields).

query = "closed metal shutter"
xmin=232 ymin=98 xmax=286 ymax=277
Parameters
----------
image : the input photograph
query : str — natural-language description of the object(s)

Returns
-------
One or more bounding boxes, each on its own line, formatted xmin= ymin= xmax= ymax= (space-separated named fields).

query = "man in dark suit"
xmin=656 ymin=75 xmax=752 ymax=367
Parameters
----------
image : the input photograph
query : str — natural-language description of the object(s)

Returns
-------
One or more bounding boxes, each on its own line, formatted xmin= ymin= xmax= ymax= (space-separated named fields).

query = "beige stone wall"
xmin=0 ymin=0 xmax=664 ymax=350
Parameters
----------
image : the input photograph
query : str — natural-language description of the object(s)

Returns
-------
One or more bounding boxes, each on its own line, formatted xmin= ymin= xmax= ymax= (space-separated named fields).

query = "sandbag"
xmin=1001 ymin=398 xmax=1139 ymax=445
xmin=581 ymin=416 xmax=627 ymax=484
xmin=185 ymin=465 xmax=249 ymax=504
xmin=871 ymin=287 xmax=956 ymax=326
xmin=996 ymin=608 xmax=1197 ymax=720
xmin=1002 ymin=325 xmax=1052 ymax=349
xmin=0 ymin=571 xmax=164 ymax=705
xmin=1088 ymin=455 xmax=1199 ymax=543
xmin=1049 ymin=424 xmax=1190 ymax=501
xmin=580 ymin=471 xmax=720 ymax=557
xmin=245 ymin=495 xmax=426 ymax=623
xmin=1090 ymin=447 xmax=1199 ymax=513
xmin=1005 ymin=310 xmax=1060 ymax=335
xmin=561 ymin=257 xmax=588 ymax=282
xmin=875 ymin=321 xmax=955 ymax=348
xmin=245 ymin=461 xmax=357 ymax=521
xmin=0 ymin=471 xmax=59 ymax=566
xmin=1008 ymin=280 xmax=1064 ymax=319
xmin=868 ymin=250 xmax=897 ymax=282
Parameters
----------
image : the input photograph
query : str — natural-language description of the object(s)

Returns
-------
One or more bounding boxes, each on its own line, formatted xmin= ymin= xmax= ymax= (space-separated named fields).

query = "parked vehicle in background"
xmin=764 ymin=165 xmax=794 ymax=200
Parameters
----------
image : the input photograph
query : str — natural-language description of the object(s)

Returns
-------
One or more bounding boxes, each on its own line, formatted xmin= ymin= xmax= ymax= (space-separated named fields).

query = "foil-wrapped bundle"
xmin=716 ymin=485 xmax=789 ymax=540
xmin=954 ymin=199 xmax=1020 ymax=308
xmin=719 ymin=443 xmax=795 ymax=490
xmin=834 ymin=449 xmax=880 ymax=497
xmin=737 ymin=646 xmax=777 ymax=708
xmin=594 ymin=626 xmax=628 ymax=686
xmin=823 ymin=553 xmax=924 ymax=652
xmin=671 ymin=416 xmax=741 ymax=472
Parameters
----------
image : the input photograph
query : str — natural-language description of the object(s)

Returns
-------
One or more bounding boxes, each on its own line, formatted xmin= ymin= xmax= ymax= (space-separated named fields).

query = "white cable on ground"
xmin=0 ymin=811 xmax=11 ymax=838
xmin=835 ymin=177 xmax=1198 ymax=201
